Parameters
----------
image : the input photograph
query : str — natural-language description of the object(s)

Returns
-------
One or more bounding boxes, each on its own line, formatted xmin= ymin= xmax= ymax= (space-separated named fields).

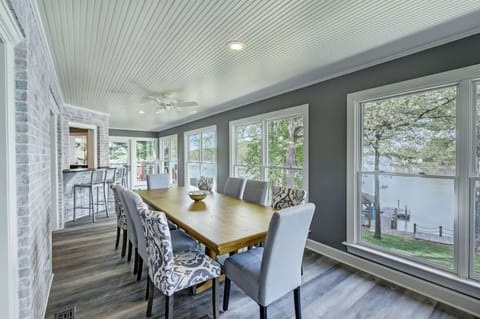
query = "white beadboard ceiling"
xmin=37 ymin=0 xmax=480 ymax=131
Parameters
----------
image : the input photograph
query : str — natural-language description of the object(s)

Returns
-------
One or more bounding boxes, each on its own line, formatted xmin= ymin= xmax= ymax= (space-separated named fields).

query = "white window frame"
xmin=159 ymin=134 xmax=178 ymax=185
xmin=184 ymin=125 xmax=217 ymax=188
xmin=108 ymin=136 xmax=158 ymax=189
xmin=229 ymin=104 xmax=309 ymax=196
xmin=346 ymin=64 xmax=480 ymax=297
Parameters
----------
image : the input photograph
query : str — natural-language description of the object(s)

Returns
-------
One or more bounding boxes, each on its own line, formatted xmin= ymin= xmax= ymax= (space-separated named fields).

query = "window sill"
xmin=344 ymin=242 xmax=480 ymax=299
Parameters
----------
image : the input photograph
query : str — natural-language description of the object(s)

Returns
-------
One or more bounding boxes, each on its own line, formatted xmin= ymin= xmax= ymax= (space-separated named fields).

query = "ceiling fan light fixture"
xmin=138 ymin=110 xmax=145 ymax=114
xmin=228 ymin=41 xmax=244 ymax=51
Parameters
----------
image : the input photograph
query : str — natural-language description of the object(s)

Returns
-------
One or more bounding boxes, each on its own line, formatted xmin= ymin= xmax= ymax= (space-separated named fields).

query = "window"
xmin=135 ymin=139 xmax=157 ymax=187
xmin=230 ymin=104 xmax=308 ymax=192
xmin=346 ymin=64 xmax=480 ymax=293
xmin=184 ymin=126 xmax=217 ymax=187
xmin=159 ymin=134 xmax=178 ymax=185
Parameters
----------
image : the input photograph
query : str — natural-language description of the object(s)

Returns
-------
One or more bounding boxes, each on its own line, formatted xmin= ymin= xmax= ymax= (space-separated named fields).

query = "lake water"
xmin=362 ymin=175 xmax=454 ymax=233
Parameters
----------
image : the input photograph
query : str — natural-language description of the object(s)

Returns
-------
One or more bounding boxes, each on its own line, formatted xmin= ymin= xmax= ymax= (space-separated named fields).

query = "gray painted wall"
xmin=109 ymin=128 xmax=157 ymax=138
xmin=158 ymin=33 xmax=480 ymax=250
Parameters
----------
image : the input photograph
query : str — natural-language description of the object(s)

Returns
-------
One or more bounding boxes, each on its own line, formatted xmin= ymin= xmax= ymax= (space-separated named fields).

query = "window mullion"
xmin=262 ymin=120 xmax=268 ymax=182
xmin=455 ymin=79 xmax=472 ymax=278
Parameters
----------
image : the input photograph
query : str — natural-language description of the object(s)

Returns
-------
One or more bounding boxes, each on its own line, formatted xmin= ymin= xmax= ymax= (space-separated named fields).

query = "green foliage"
xmin=109 ymin=142 xmax=128 ymax=163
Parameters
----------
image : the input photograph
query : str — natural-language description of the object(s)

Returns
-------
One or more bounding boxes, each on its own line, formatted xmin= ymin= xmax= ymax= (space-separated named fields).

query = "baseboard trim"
xmin=305 ymin=239 xmax=480 ymax=316
xmin=42 ymin=273 xmax=54 ymax=319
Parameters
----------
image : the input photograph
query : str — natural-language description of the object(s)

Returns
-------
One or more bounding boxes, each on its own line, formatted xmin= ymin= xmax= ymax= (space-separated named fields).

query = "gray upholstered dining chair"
xmin=144 ymin=211 xmax=221 ymax=318
xmin=146 ymin=173 xmax=169 ymax=189
xmin=223 ymin=177 xmax=246 ymax=199
xmin=223 ymin=203 xmax=315 ymax=319
xmin=111 ymin=184 xmax=128 ymax=257
xmin=115 ymin=184 xmax=137 ymax=263
xmin=122 ymin=189 xmax=199 ymax=281
xmin=243 ymin=180 xmax=268 ymax=205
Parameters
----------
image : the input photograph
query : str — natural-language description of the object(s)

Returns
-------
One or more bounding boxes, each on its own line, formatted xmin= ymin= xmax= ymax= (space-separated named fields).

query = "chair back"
xmin=223 ymin=177 xmax=246 ymax=199
xmin=271 ymin=186 xmax=306 ymax=209
xmin=114 ymin=167 xmax=125 ymax=183
xmin=117 ymin=185 xmax=137 ymax=246
xmin=243 ymin=180 xmax=268 ymax=205
xmin=144 ymin=211 xmax=175 ymax=294
xmin=111 ymin=184 xmax=127 ymax=230
xmin=197 ymin=176 xmax=214 ymax=191
xmin=259 ymin=203 xmax=315 ymax=305
xmin=147 ymin=173 xmax=170 ymax=190
xmin=123 ymin=190 xmax=148 ymax=259
xmin=91 ymin=168 xmax=107 ymax=185
xmin=105 ymin=167 xmax=117 ymax=183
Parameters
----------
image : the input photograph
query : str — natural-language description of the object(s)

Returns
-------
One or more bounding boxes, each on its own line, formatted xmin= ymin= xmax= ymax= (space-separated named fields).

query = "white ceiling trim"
xmin=64 ymin=103 xmax=110 ymax=117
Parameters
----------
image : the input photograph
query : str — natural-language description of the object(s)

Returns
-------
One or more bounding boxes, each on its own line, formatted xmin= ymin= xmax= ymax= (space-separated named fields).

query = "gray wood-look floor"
xmin=46 ymin=216 xmax=476 ymax=319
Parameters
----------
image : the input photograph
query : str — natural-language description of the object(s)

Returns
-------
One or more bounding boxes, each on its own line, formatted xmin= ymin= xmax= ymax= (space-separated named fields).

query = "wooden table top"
xmin=137 ymin=187 xmax=276 ymax=255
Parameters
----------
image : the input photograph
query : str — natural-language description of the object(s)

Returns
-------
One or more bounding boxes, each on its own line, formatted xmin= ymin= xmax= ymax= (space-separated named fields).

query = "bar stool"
xmin=73 ymin=168 xmax=109 ymax=223
xmin=105 ymin=167 xmax=117 ymax=203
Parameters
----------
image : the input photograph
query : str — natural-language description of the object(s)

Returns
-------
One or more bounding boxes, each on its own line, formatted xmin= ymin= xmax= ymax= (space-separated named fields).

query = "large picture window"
xmin=159 ymin=134 xmax=178 ymax=185
xmin=346 ymin=64 xmax=480 ymax=294
xmin=230 ymin=104 xmax=308 ymax=192
xmin=184 ymin=126 xmax=217 ymax=187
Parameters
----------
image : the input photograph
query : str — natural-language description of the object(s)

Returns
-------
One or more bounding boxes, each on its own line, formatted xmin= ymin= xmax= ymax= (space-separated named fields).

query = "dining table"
xmin=137 ymin=186 xmax=276 ymax=293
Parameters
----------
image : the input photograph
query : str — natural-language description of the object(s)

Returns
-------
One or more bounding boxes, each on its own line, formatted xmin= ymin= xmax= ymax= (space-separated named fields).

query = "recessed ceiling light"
xmin=138 ymin=110 xmax=145 ymax=114
xmin=228 ymin=41 xmax=244 ymax=51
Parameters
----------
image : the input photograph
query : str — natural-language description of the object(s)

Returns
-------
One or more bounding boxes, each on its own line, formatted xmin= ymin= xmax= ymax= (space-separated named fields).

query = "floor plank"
xmin=45 ymin=216 xmax=477 ymax=319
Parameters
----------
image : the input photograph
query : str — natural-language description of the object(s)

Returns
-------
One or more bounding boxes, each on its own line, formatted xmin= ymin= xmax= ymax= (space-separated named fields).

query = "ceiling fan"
xmin=145 ymin=93 xmax=198 ymax=113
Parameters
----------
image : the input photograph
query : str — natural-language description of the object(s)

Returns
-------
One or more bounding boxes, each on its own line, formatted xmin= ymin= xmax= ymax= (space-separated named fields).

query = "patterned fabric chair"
xmin=111 ymin=184 xmax=128 ymax=257
xmin=145 ymin=211 xmax=221 ymax=318
xmin=197 ymin=176 xmax=214 ymax=191
xmin=271 ymin=186 xmax=306 ymax=209
xmin=223 ymin=203 xmax=316 ymax=319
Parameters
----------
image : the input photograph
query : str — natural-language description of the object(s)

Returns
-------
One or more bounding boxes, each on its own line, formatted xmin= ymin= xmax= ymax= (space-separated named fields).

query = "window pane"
xmin=171 ymin=137 xmax=178 ymax=161
xmin=362 ymin=86 xmax=456 ymax=176
xmin=234 ymin=165 xmax=262 ymax=180
xmin=70 ymin=136 xmax=87 ymax=166
xmin=136 ymin=140 xmax=156 ymax=183
xmin=201 ymin=163 xmax=217 ymax=178
xmin=267 ymin=167 xmax=303 ymax=189
xmin=236 ymin=123 xmax=262 ymax=165
xmin=360 ymin=173 xmax=454 ymax=269
xmin=187 ymin=163 xmax=200 ymax=187
xmin=170 ymin=162 xmax=178 ymax=185
xmin=109 ymin=141 xmax=129 ymax=166
xmin=188 ymin=134 xmax=200 ymax=161
xmin=162 ymin=139 xmax=170 ymax=161
xmin=268 ymin=116 xmax=304 ymax=169
xmin=202 ymin=131 xmax=216 ymax=162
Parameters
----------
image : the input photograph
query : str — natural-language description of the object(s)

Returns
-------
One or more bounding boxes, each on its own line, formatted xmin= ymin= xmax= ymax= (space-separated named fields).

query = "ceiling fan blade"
xmin=176 ymin=101 xmax=198 ymax=108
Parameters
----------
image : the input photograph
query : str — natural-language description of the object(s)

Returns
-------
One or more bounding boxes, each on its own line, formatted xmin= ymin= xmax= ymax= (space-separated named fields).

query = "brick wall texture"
xmin=8 ymin=1 xmax=109 ymax=318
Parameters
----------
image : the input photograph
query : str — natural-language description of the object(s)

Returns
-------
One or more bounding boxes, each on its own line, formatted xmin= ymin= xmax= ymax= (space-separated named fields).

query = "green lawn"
xmin=362 ymin=230 xmax=480 ymax=273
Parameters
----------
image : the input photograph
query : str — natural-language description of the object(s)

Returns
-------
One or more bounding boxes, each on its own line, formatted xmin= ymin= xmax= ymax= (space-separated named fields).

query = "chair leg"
xmin=115 ymin=227 xmax=120 ymax=249
xmin=145 ymin=277 xmax=150 ymax=300
xmin=146 ymin=277 xmax=155 ymax=317
xmin=137 ymin=257 xmax=143 ymax=281
xmin=223 ymin=278 xmax=231 ymax=311
xmin=121 ymin=229 xmax=127 ymax=258
xmin=165 ymin=294 xmax=174 ymax=319
xmin=103 ymin=184 xmax=109 ymax=217
xmin=73 ymin=187 xmax=77 ymax=222
xmin=212 ymin=277 xmax=219 ymax=319
xmin=133 ymin=248 xmax=139 ymax=274
xmin=294 ymin=287 xmax=302 ymax=319
xmin=127 ymin=241 xmax=133 ymax=262
xmin=259 ymin=305 xmax=267 ymax=319
xmin=90 ymin=187 xmax=96 ymax=223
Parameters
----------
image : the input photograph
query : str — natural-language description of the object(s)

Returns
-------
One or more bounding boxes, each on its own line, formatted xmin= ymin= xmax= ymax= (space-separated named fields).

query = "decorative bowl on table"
xmin=188 ymin=190 xmax=208 ymax=201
